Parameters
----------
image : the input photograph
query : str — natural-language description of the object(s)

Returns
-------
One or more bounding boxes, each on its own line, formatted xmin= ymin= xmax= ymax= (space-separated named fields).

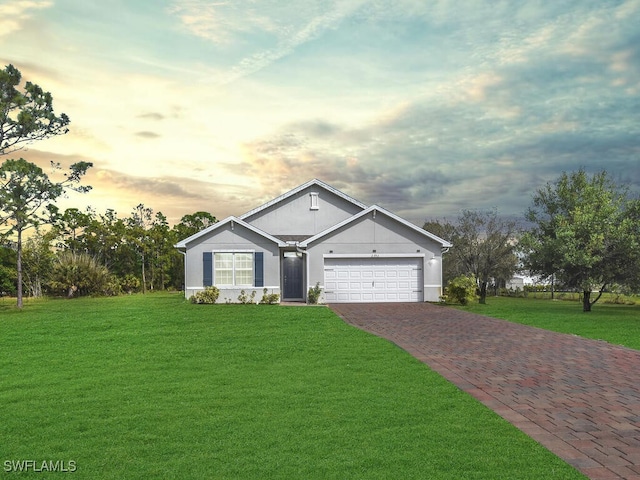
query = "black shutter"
xmin=203 ymin=252 xmax=213 ymax=287
xmin=254 ymin=252 xmax=264 ymax=287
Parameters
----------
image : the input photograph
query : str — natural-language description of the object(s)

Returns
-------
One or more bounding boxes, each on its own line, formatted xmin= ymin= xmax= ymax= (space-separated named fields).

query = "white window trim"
xmin=212 ymin=250 xmax=255 ymax=287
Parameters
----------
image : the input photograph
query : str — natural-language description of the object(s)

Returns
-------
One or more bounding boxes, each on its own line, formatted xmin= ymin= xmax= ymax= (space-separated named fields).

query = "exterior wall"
xmin=183 ymin=222 xmax=280 ymax=302
xmin=306 ymin=212 xmax=445 ymax=302
xmin=242 ymin=185 xmax=364 ymax=236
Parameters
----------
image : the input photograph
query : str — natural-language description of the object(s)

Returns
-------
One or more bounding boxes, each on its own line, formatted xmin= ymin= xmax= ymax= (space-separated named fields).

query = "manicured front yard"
xmin=0 ymin=294 xmax=583 ymax=479
xmin=457 ymin=296 xmax=640 ymax=350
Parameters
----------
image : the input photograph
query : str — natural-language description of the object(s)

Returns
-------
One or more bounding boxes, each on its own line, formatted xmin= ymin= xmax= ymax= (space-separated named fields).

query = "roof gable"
xmin=239 ymin=179 xmax=367 ymax=221
xmin=299 ymin=205 xmax=453 ymax=248
xmin=174 ymin=216 xmax=286 ymax=249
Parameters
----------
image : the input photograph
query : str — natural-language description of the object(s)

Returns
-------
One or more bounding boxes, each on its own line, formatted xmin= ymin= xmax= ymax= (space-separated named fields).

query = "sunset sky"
xmin=1 ymin=0 xmax=639 ymax=226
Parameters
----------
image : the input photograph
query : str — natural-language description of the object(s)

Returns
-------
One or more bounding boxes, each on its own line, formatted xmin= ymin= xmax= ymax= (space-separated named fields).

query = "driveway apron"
xmin=330 ymin=302 xmax=640 ymax=480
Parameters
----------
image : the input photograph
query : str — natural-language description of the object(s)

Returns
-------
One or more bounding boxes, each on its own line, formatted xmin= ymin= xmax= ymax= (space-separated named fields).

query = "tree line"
xmin=0 ymin=206 xmax=216 ymax=298
xmin=425 ymin=169 xmax=640 ymax=312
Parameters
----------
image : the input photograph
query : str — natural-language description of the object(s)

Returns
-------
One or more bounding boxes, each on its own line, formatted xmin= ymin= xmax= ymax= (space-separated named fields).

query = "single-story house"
xmin=175 ymin=179 xmax=452 ymax=303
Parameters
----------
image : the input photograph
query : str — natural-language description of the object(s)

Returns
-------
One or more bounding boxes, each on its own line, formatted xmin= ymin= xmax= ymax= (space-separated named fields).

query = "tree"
xmin=0 ymin=158 xmax=92 ymax=307
xmin=54 ymin=207 xmax=94 ymax=252
xmin=426 ymin=210 xmax=519 ymax=304
xmin=173 ymin=211 xmax=217 ymax=240
xmin=0 ymin=64 xmax=70 ymax=155
xmin=521 ymin=169 xmax=638 ymax=312
xmin=21 ymin=231 xmax=55 ymax=297
xmin=127 ymin=204 xmax=153 ymax=294
xmin=148 ymin=212 xmax=171 ymax=291
xmin=454 ymin=209 xmax=519 ymax=304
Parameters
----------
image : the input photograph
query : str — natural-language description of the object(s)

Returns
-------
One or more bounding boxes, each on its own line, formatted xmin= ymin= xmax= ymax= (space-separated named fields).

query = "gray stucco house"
xmin=175 ymin=179 xmax=452 ymax=303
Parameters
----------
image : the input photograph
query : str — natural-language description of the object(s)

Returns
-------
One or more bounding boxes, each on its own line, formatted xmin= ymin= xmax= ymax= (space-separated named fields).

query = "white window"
xmin=310 ymin=192 xmax=319 ymax=210
xmin=214 ymin=252 xmax=253 ymax=286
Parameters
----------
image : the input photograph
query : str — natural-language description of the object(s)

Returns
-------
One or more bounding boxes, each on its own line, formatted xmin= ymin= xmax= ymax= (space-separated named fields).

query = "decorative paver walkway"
xmin=330 ymin=302 xmax=640 ymax=480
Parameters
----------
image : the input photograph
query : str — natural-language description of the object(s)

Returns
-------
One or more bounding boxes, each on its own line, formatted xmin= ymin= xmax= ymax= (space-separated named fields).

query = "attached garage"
xmin=324 ymin=256 xmax=424 ymax=303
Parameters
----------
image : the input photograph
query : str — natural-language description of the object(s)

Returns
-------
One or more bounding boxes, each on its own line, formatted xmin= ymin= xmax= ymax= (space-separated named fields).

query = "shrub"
xmin=48 ymin=251 xmax=114 ymax=298
xmin=120 ymin=274 xmax=141 ymax=294
xmin=260 ymin=288 xmax=280 ymax=305
xmin=190 ymin=286 xmax=220 ymax=304
xmin=307 ymin=282 xmax=322 ymax=304
xmin=238 ymin=290 xmax=257 ymax=304
xmin=446 ymin=275 xmax=478 ymax=305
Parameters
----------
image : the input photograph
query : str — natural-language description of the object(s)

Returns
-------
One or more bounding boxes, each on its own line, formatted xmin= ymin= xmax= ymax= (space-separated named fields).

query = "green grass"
xmin=457 ymin=296 xmax=640 ymax=350
xmin=0 ymin=294 xmax=584 ymax=479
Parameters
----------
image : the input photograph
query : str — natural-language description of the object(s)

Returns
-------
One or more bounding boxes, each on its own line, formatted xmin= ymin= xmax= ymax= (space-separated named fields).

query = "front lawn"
xmin=0 ymin=294 xmax=583 ymax=479
xmin=457 ymin=296 xmax=640 ymax=350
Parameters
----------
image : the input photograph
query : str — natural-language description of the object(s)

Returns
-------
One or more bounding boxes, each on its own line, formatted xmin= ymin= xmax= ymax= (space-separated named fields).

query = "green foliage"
xmin=21 ymin=232 xmax=55 ymax=297
xmin=52 ymin=207 xmax=217 ymax=294
xmin=522 ymin=169 xmax=639 ymax=311
xmin=0 ymin=159 xmax=91 ymax=234
xmin=307 ymin=282 xmax=322 ymax=304
xmin=48 ymin=251 xmax=116 ymax=298
xmin=173 ymin=211 xmax=218 ymax=240
xmin=259 ymin=288 xmax=280 ymax=304
xmin=0 ymin=64 xmax=70 ymax=155
xmin=0 ymin=246 xmax=16 ymax=295
xmin=190 ymin=286 xmax=220 ymax=304
xmin=120 ymin=274 xmax=141 ymax=294
xmin=0 ymin=264 xmax=16 ymax=296
xmin=445 ymin=274 xmax=478 ymax=305
xmin=237 ymin=289 xmax=257 ymax=304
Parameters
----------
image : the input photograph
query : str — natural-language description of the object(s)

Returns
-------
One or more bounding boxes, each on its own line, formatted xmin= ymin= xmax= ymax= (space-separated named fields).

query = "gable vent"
xmin=310 ymin=192 xmax=319 ymax=210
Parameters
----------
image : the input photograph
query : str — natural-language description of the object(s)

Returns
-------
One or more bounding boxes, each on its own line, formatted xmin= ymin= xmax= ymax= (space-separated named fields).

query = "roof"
xmin=239 ymin=178 xmax=367 ymax=221
xmin=299 ymin=204 xmax=453 ymax=248
xmin=174 ymin=216 xmax=287 ymax=249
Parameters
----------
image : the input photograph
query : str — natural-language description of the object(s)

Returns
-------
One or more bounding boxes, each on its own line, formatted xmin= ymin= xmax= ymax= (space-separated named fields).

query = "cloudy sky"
xmin=1 ymin=0 xmax=639 ymax=226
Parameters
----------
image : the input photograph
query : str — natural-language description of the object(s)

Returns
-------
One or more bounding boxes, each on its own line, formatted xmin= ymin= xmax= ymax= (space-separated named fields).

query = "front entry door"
xmin=283 ymin=254 xmax=303 ymax=300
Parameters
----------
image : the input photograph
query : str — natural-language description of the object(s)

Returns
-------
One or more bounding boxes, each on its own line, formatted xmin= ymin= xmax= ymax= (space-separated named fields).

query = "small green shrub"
xmin=446 ymin=275 xmax=478 ymax=305
xmin=238 ymin=290 xmax=257 ymax=304
xmin=260 ymin=288 xmax=280 ymax=305
xmin=307 ymin=282 xmax=322 ymax=304
xmin=190 ymin=286 xmax=220 ymax=304
xmin=120 ymin=274 xmax=141 ymax=294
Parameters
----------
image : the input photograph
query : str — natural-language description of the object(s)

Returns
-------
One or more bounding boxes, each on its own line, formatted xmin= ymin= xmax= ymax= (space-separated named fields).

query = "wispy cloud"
xmin=134 ymin=131 xmax=161 ymax=139
xmin=168 ymin=0 xmax=368 ymax=84
xmin=0 ymin=0 xmax=53 ymax=38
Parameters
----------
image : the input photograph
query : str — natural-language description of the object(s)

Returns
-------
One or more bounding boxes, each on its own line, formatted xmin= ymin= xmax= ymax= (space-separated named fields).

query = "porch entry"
xmin=282 ymin=252 xmax=304 ymax=300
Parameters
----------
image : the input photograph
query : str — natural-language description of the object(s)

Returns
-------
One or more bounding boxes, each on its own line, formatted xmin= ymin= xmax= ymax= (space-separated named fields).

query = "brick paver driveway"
xmin=330 ymin=302 xmax=640 ymax=480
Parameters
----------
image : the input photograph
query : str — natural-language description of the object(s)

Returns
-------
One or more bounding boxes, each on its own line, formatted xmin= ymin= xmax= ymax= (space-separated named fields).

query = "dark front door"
xmin=283 ymin=254 xmax=303 ymax=299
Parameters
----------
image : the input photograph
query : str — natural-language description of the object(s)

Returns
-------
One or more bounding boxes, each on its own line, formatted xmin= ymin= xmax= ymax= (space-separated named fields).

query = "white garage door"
xmin=324 ymin=257 xmax=423 ymax=303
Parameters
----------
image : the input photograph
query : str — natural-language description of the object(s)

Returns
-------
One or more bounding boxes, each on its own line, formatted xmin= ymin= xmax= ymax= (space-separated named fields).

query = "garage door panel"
xmin=324 ymin=257 xmax=423 ymax=303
